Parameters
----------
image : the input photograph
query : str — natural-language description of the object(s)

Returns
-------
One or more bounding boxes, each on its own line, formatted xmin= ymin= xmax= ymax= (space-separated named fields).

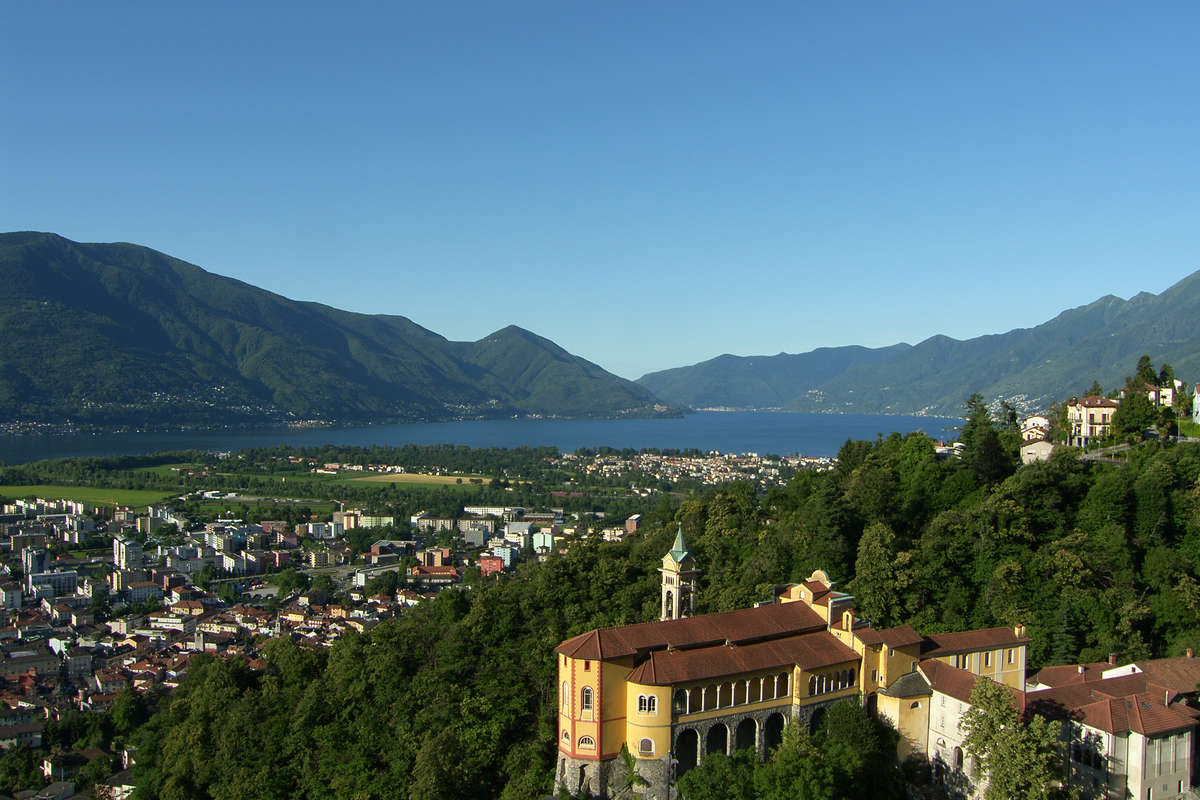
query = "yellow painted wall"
xmin=625 ymin=682 xmax=672 ymax=760
xmin=932 ymin=645 xmax=1026 ymax=689
xmin=878 ymin=644 xmax=919 ymax=688
xmin=559 ymin=655 xmax=604 ymax=759
xmin=877 ymin=692 xmax=929 ymax=761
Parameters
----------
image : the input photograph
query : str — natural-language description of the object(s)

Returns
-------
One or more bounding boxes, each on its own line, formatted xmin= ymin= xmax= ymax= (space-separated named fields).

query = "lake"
xmin=0 ymin=411 xmax=962 ymax=465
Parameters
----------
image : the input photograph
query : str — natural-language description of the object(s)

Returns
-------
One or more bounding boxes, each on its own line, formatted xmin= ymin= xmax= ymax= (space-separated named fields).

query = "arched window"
xmin=674 ymin=689 xmax=688 ymax=715
xmin=719 ymin=682 xmax=733 ymax=707
xmin=561 ymin=681 xmax=569 ymax=710
xmin=664 ymin=590 xmax=673 ymax=619
xmin=703 ymin=685 xmax=717 ymax=710
xmin=953 ymin=746 xmax=964 ymax=770
xmin=639 ymin=738 xmax=654 ymax=755
xmin=689 ymin=686 xmax=704 ymax=712
xmin=580 ymin=686 xmax=593 ymax=712
xmin=808 ymin=676 xmax=817 ymax=696
xmin=776 ymin=672 xmax=789 ymax=697
xmin=638 ymin=694 xmax=657 ymax=714
xmin=734 ymin=680 xmax=747 ymax=705
xmin=578 ymin=736 xmax=595 ymax=749
xmin=748 ymin=678 xmax=762 ymax=703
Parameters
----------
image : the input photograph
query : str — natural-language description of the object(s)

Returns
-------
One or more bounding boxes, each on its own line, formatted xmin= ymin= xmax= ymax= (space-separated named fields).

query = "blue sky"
xmin=3 ymin=2 xmax=1198 ymax=379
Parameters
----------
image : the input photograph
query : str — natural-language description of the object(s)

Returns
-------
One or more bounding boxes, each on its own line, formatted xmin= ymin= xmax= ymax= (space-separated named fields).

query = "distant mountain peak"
xmin=637 ymin=269 xmax=1200 ymax=416
xmin=0 ymin=232 xmax=674 ymax=425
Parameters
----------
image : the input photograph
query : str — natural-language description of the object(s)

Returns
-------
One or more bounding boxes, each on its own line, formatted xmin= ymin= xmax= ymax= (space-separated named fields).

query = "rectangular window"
xmin=984 ymin=652 xmax=991 ymax=668
xmin=584 ymin=660 xmax=590 ymax=671
xmin=1007 ymin=648 xmax=1015 ymax=664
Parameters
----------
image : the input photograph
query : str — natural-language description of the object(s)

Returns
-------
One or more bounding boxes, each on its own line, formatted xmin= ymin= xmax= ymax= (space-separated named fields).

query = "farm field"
xmin=0 ymin=485 xmax=175 ymax=508
xmin=347 ymin=472 xmax=487 ymax=487
xmin=133 ymin=463 xmax=200 ymax=477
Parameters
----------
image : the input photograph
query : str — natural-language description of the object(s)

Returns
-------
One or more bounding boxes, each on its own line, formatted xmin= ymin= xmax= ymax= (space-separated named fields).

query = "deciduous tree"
xmin=960 ymin=677 xmax=1059 ymax=800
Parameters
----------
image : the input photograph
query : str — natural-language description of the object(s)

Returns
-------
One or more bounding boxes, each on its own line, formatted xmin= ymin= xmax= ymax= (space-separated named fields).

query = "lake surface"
xmin=0 ymin=411 xmax=962 ymax=465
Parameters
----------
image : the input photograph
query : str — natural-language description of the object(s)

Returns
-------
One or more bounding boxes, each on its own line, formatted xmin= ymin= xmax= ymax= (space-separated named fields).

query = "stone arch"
xmin=706 ymin=723 xmax=728 ymax=758
xmin=735 ymin=717 xmax=756 ymax=752
xmin=734 ymin=680 xmax=747 ymax=705
xmin=775 ymin=672 xmax=789 ymax=697
xmin=676 ymin=728 xmax=699 ymax=777
xmin=718 ymin=682 xmax=733 ymax=707
xmin=764 ymin=712 xmax=785 ymax=752
xmin=703 ymin=684 xmax=717 ymax=710
xmin=689 ymin=686 xmax=703 ymax=712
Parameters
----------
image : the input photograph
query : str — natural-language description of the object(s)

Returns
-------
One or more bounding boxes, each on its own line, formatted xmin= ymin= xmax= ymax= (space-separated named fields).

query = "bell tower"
xmin=660 ymin=525 xmax=699 ymax=621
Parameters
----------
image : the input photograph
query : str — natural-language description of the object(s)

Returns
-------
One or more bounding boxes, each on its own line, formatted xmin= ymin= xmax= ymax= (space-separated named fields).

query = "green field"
xmin=347 ymin=472 xmax=488 ymax=487
xmin=133 ymin=463 xmax=199 ymax=477
xmin=0 ymin=485 xmax=174 ymax=508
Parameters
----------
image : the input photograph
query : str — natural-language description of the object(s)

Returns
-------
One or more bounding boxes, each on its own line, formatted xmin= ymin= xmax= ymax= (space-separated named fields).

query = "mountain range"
xmin=637 ymin=271 xmax=1200 ymax=417
xmin=0 ymin=232 xmax=668 ymax=426
xmin=4 ymin=231 xmax=1198 ymax=427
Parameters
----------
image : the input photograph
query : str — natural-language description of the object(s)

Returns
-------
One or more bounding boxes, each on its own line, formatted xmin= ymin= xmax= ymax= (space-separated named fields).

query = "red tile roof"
xmin=626 ymin=630 xmax=859 ymax=686
xmin=1130 ymin=656 xmax=1200 ymax=694
xmin=555 ymin=601 xmax=826 ymax=661
xmin=1074 ymin=395 xmax=1119 ymax=408
xmin=1028 ymin=662 xmax=1111 ymax=687
xmin=855 ymin=625 xmax=923 ymax=648
xmin=1028 ymin=686 xmax=1198 ymax=736
xmin=920 ymin=627 xmax=1030 ymax=657
xmin=919 ymin=659 xmax=996 ymax=705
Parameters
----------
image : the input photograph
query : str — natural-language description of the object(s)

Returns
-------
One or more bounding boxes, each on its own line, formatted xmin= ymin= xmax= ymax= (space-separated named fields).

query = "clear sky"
xmin=3 ymin=2 xmax=1198 ymax=380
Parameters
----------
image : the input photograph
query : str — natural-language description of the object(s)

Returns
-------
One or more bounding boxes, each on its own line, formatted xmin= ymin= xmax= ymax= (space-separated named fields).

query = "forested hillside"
xmin=50 ymin=429 xmax=1192 ymax=800
xmin=0 ymin=233 xmax=667 ymax=424
xmin=638 ymin=270 xmax=1200 ymax=415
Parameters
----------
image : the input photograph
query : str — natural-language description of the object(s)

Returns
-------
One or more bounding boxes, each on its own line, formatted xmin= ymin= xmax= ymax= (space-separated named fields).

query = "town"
xmin=0 ymin=364 xmax=1196 ymax=799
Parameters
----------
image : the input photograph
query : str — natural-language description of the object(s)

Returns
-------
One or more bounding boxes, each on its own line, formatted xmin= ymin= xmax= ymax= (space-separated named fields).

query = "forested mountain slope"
xmin=0 ymin=232 xmax=666 ymax=424
xmin=639 ymin=271 xmax=1200 ymax=415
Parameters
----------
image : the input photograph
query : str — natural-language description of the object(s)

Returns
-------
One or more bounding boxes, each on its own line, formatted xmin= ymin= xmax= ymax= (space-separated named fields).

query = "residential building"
xmin=1020 ymin=414 xmax=1051 ymax=442
xmin=479 ymin=555 xmax=505 ymax=577
xmin=1021 ymin=438 xmax=1055 ymax=465
xmin=1068 ymin=396 xmax=1119 ymax=447
xmin=113 ymin=537 xmax=142 ymax=571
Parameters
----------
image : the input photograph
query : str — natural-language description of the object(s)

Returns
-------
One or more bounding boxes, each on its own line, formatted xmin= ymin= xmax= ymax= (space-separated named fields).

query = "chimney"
xmin=1013 ymin=623 xmax=1026 ymax=638
xmin=1108 ymin=653 xmax=1118 ymax=666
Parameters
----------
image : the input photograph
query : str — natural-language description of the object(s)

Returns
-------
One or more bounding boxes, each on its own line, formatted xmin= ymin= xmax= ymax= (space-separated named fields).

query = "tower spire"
xmin=660 ymin=524 xmax=699 ymax=621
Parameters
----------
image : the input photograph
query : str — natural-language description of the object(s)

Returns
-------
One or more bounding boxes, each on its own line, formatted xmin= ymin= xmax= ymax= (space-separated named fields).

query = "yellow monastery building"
xmin=553 ymin=529 xmax=1029 ymax=798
